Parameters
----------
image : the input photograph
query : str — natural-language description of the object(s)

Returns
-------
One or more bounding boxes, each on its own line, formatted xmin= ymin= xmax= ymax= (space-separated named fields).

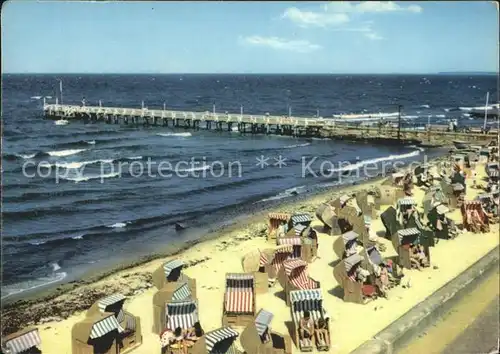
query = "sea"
xmin=2 ymin=73 xmax=498 ymax=301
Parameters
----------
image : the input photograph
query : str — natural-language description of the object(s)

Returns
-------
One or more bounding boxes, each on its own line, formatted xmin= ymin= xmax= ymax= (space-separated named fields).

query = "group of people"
xmin=409 ymin=244 xmax=429 ymax=270
xmin=160 ymin=322 xmax=203 ymax=354
xmin=298 ymin=312 xmax=330 ymax=347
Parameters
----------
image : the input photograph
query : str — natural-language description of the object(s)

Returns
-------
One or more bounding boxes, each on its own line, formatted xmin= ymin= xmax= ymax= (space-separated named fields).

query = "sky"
xmin=2 ymin=1 xmax=499 ymax=74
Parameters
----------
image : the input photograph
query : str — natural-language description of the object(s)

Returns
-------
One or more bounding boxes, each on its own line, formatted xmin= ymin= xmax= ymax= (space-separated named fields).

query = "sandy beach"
xmin=2 ymin=155 xmax=499 ymax=354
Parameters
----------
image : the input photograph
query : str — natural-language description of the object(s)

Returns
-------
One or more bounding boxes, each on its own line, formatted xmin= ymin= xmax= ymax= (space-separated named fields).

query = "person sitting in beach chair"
xmin=184 ymin=322 xmax=204 ymax=347
xmin=410 ymin=244 xmax=429 ymax=270
xmin=299 ymin=311 xmax=314 ymax=342
xmin=355 ymin=263 xmax=371 ymax=283
xmin=170 ymin=327 xmax=188 ymax=354
xmin=314 ymin=317 xmax=330 ymax=349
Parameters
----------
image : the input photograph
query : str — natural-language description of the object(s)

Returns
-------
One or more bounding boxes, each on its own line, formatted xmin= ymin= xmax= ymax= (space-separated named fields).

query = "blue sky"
xmin=2 ymin=1 xmax=498 ymax=74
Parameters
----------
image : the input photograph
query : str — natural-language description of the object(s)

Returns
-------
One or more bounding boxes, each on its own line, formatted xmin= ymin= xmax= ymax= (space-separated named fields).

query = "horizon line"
xmin=3 ymin=71 xmax=498 ymax=75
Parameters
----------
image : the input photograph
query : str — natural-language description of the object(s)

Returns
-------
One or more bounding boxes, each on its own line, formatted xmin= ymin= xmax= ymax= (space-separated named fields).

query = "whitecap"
xmin=157 ymin=132 xmax=192 ymax=137
xmin=47 ymin=149 xmax=86 ymax=157
xmin=55 ymin=120 xmax=69 ymax=126
xmin=284 ymin=143 xmax=311 ymax=149
xmin=419 ymin=104 xmax=430 ymax=108
xmin=329 ymin=150 xmax=421 ymax=173
xmin=72 ymin=235 xmax=84 ymax=240
xmin=31 ymin=96 xmax=42 ymax=100
xmin=108 ymin=222 xmax=128 ymax=228
xmin=126 ymin=156 xmax=143 ymax=160
xmin=55 ymin=159 xmax=113 ymax=169
xmin=60 ymin=171 xmax=120 ymax=182
xmin=179 ymin=165 xmax=211 ymax=173
xmin=86 ymin=140 xmax=96 ymax=145
xmin=51 ymin=262 xmax=61 ymax=271
xmin=17 ymin=153 xmax=36 ymax=159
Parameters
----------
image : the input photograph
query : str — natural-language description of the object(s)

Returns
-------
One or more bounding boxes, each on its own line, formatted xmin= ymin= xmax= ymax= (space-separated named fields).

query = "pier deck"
xmin=43 ymin=103 xmax=498 ymax=145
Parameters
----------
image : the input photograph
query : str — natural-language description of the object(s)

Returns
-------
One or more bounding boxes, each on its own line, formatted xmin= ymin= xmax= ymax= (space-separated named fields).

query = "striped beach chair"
xmin=2 ymin=328 xmax=41 ymax=354
xmin=461 ymin=200 xmax=490 ymax=233
xmin=192 ymin=326 xmax=241 ymax=354
xmin=268 ymin=245 xmax=294 ymax=286
xmin=333 ymin=230 xmax=359 ymax=259
xmin=153 ymin=281 xmax=193 ymax=334
xmin=222 ymin=273 xmax=256 ymax=327
xmin=152 ymin=258 xmax=189 ymax=289
xmin=279 ymin=259 xmax=320 ymax=305
xmin=290 ymin=289 xmax=330 ymax=352
xmin=72 ymin=312 xmax=125 ymax=354
xmin=268 ymin=212 xmax=292 ymax=242
xmin=87 ymin=293 xmax=142 ymax=352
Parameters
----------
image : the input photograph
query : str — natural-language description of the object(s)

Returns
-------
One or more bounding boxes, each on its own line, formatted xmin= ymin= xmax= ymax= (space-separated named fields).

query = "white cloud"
xmin=242 ymin=36 xmax=322 ymax=53
xmin=324 ymin=1 xmax=422 ymax=14
xmin=283 ymin=2 xmax=422 ymax=28
xmin=282 ymin=7 xmax=350 ymax=28
xmin=364 ymin=32 xmax=384 ymax=40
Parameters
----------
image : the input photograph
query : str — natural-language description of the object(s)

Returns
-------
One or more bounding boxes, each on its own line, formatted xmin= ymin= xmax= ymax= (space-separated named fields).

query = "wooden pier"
xmin=43 ymin=103 xmax=498 ymax=145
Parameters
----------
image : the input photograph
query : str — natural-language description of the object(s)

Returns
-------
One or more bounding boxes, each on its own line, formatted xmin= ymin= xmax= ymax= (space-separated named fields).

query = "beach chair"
xmin=240 ymin=309 xmax=293 ymax=354
xmin=414 ymin=164 xmax=432 ymax=187
xmin=277 ymin=235 xmax=303 ymax=260
xmin=86 ymin=293 xmax=142 ymax=353
xmin=222 ymin=273 xmax=256 ymax=327
xmin=291 ymin=213 xmax=313 ymax=229
xmin=396 ymin=197 xmax=417 ymax=226
xmin=289 ymin=289 xmax=330 ymax=352
xmin=477 ymin=193 xmax=499 ymax=220
xmin=315 ymin=202 xmax=341 ymax=236
xmin=191 ymin=327 xmax=241 ymax=354
xmin=160 ymin=300 xmax=201 ymax=354
xmin=153 ymin=282 xmax=195 ymax=334
xmin=440 ymin=179 xmax=464 ymax=210
xmin=393 ymin=228 xmax=431 ymax=270
xmin=422 ymin=187 xmax=448 ymax=217
xmin=2 ymin=328 xmax=42 ymax=354
xmin=267 ymin=245 xmax=295 ymax=287
xmin=72 ymin=313 xmax=123 ymax=354
xmin=333 ymin=253 xmax=377 ymax=304
xmin=380 ymin=206 xmax=400 ymax=239
xmin=267 ymin=213 xmax=292 ymax=244
xmin=361 ymin=246 xmax=401 ymax=291
xmin=152 ymin=259 xmax=197 ymax=292
xmin=242 ymin=248 xmax=274 ymax=294
xmin=427 ymin=204 xmax=457 ymax=241
xmin=292 ymin=224 xmax=318 ymax=262
xmin=461 ymin=201 xmax=490 ymax=233
xmin=278 ymin=259 xmax=320 ymax=306
xmin=333 ymin=230 xmax=360 ymax=259
xmin=375 ymin=182 xmax=406 ymax=209
xmin=356 ymin=190 xmax=377 ymax=219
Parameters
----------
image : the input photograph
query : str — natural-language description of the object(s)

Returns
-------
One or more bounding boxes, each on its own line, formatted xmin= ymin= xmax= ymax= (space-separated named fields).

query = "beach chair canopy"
xmin=342 ymin=230 xmax=359 ymax=245
xmin=290 ymin=289 xmax=329 ymax=323
xmin=268 ymin=212 xmax=291 ymax=221
xmin=165 ymin=300 xmax=199 ymax=330
xmin=339 ymin=194 xmax=352 ymax=204
xmin=397 ymin=197 xmax=416 ymax=207
xmin=172 ymin=282 xmax=192 ymax=301
xmin=367 ymin=246 xmax=383 ymax=265
xmin=344 ymin=253 xmax=364 ymax=273
xmin=255 ymin=309 xmax=274 ymax=337
xmin=225 ymin=273 xmax=254 ymax=314
xmin=489 ymin=170 xmax=499 ymax=178
xmin=204 ymin=327 xmax=239 ymax=353
xmin=164 ymin=259 xmax=185 ymax=278
xmin=89 ymin=314 xmax=124 ymax=340
xmin=277 ymin=237 xmax=302 ymax=246
xmin=436 ymin=204 xmax=450 ymax=215
xmin=3 ymin=329 xmax=41 ymax=354
xmin=294 ymin=223 xmax=307 ymax=236
xmin=398 ymin=228 xmax=421 ymax=245
xmin=259 ymin=251 xmax=269 ymax=268
xmin=291 ymin=213 xmax=312 ymax=226
xmin=97 ymin=293 xmax=126 ymax=313
xmin=283 ymin=259 xmax=308 ymax=276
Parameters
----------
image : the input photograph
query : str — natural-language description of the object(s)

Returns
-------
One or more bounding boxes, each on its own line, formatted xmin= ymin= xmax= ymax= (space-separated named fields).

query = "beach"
xmin=3 ymin=154 xmax=498 ymax=354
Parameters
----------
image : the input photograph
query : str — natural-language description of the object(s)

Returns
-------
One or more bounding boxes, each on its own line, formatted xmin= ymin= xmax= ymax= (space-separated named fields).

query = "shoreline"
xmin=1 ymin=164 xmax=397 ymax=334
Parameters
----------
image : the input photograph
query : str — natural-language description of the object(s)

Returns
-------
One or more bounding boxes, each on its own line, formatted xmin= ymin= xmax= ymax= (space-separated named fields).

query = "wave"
xmin=157 ymin=132 xmax=192 ymax=137
xmin=108 ymin=222 xmax=129 ymax=228
xmin=31 ymin=96 xmax=42 ymax=100
xmin=419 ymin=104 xmax=430 ymax=108
xmin=1 ymin=270 xmax=67 ymax=300
xmin=328 ymin=149 xmax=421 ymax=173
xmin=459 ymin=105 xmax=498 ymax=111
xmin=59 ymin=171 xmax=121 ymax=182
xmin=47 ymin=149 xmax=87 ymax=157
xmin=48 ymin=140 xmax=97 ymax=149
xmin=178 ymin=165 xmax=211 ymax=173
xmin=255 ymin=185 xmax=309 ymax=203
xmin=55 ymin=159 xmax=114 ymax=169
xmin=284 ymin=142 xmax=311 ymax=149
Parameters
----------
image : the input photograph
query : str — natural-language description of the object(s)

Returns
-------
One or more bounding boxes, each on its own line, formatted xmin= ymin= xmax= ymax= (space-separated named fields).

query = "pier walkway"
xmin=43 ymin=103 xmax=498 ymax=145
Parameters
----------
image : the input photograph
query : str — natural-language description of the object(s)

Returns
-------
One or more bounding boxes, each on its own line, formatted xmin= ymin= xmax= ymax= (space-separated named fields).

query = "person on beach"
xmin=171 ymin=327 xmax=187 ymax=354
xmin=354 ymin=264 xmax=371 ymax=283
xmin=299 ymin=311 xmax=314 ymax=341
xmin=184 ymin=322 xmax=203 ymax=346
xmin=315 ymin=317 xmax=330 ymax=347
xmin=374 ymin=263 xmax=390 ymax=298
xmin=160 ymin=328 xmax=175 ymax=349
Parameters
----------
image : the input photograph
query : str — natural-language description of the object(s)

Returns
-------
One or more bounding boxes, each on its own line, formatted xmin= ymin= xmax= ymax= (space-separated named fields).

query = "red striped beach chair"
xmin=461 ymin=200 xmax=490 ymax=233
xmin=279 ymin=259 xmax=320 ymax=305
xmin=268 ymin=212 xmax=292 ymax=243
xmin=268 ymin=245 xmax=294 ymax=287
xmin=289 ymin=289 xmax=330 ymax=352
xmin=222 ymin=273 xmax=256 ymax=327
xmin=2 ymin=328 xmax=41 ymax=354
xmin=191 ymin=326 xmax=242 ymax=354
